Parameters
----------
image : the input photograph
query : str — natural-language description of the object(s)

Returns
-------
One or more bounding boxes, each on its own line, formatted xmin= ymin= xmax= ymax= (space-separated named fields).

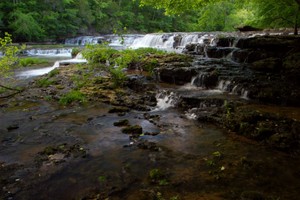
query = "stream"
xmin=1 ymin=32 xmax=300 ymax=199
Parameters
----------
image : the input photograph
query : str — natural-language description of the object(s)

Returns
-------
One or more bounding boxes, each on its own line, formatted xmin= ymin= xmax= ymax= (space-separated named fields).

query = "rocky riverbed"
xmin=0 ymin=34 xmax=300 ymax=200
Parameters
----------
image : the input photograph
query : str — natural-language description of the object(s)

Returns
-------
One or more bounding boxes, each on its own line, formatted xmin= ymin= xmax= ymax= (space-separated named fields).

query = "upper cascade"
xmin=64 ymin=34 xmax=144 ymax=48
xmin=130 ymin=33 xmax=219 ymax=52
xmin=65 ymin=33 xmax=231 ymax=52
xmin=64 ymin=31 xmax=295 ymax=53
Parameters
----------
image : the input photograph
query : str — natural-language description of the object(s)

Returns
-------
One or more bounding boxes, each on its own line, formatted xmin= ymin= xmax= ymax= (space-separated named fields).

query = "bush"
xmin=82 ymin=44 xmax=118 ymax=64
xmin=71 ymin=48 xmax=81 ymax=58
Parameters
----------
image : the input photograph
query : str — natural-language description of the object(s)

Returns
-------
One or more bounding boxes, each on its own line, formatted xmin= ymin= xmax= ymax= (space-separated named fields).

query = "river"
xmin=1 ymin=31 xmax=300 ymax=199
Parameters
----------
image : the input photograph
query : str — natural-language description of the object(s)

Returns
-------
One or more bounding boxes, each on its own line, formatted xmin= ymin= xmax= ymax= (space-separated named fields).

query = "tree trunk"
xmin=295 ymin=3 xmax=299 ymax=35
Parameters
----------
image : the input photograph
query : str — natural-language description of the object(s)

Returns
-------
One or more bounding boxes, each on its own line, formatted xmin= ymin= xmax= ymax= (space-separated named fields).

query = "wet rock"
xmin=222 ymin=107 xmax=300 ymax=153
xmin=173 ymin=34 xmax=182 ymax=48
xmin=216 ymin=37 xmax=236 ymax=47
xmin=236 ymin=36 xmax=300 ymax=50
xmin=237 ymin=25 xmax=262 ymax=32
xmin=156 ymin=67 xmax=197 ymax=85
xmin=191 ymin=71 xmax=219 ymax=88
xmin=7 ymin=124 xmax=19 ymax=131
xmin=108 ymin=106 xmax=130 ymax=113
xmin=240 ymin=191 xmax=265 ymax=200
xmin=137 ymin=141 xmax=159 ymax=151
xmin=121 ymin=125 xmax=143 ymax=135
xmin=113 ymin=119 xmax=129 ymax=127
xmin=206 ymin=47 xmax=236 ymax=58
xmin=126 ymin=75 xmax=157 ymax=92
xmin=283 ymin=52 xmax=300 ymax=69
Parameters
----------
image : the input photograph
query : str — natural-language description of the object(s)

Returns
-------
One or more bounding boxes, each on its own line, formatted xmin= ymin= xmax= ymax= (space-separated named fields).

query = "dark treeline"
xmin=0 ymin=0 xmax=299 ymax=42
xmin=0 ymin=0 xmax=197 ymax=42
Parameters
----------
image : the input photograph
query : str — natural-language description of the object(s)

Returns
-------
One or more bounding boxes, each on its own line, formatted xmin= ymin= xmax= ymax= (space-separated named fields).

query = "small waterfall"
xmin=153 ymin=90 xmax=179 ymax=111
xmin=130 ymin=34 xmax=167 ymax=50
xmin=17 ymin=61 xmax=60 ymax=78
xmin=25 ymin=48 xmax=72 ymax=57
xmin=191 ymin=72 xmax=208 ymax=88
xmin=179 ymin=33 xmax=200 ymax=46
xmin=65 ymin=36 xmax=103 ymax=45
xmin=65 ymin=35 xmax=143 ymax=48
xmin=241 ymin=89 xmax=249 ymax=99
xmin=217 ymin=80 xmax=232 ymax=91
xmin=17 ymin=56 xmax=87 ymax=78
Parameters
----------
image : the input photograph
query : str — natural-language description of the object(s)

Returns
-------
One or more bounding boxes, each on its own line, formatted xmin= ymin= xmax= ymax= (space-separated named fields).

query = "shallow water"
xmin=1 ymin=98 xmax=300 ymax=199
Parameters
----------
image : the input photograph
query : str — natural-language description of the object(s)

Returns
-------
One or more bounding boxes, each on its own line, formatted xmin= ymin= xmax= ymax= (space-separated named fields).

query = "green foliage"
xmin=48 ymin=68 xmax=60 ymax=78
xmin=109 ymin=66 xmax=127 ymax=88
xmin=82 ymin=44 xmax=118 ymax=64
xmin=36 ymin=77 xmax=54 ymax=87
xmin=59 ymin=90 xmax=86 ymax=105
xmin=19 ymin=57 xmax=48 ymax=67
xmin=0 ymin=0 xmax=199 ymax=41
xmin=71 ymin=48 xmax=81 ymax=58
xmin=0 ymin=32 xmax=22 ymax=77
xmin=250 ymin=0 xmax=300 ymax=30
xmin=83 ymin=45 xmax=167 ymax=87
xmin=9 ymin=10 xmax=45 ymax=41
xmin=149 ymin=168 xmax=163 ymax=180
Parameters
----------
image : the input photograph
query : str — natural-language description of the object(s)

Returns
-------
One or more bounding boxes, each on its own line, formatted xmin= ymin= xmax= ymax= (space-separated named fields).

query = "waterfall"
xmin=153 ymin=90 xmax=179 ymax=111
xmin=130 ymin=34 xmax=166 ymax=49
xmin=25 ymin=48 xmax=72 ymax=57
xmin=65 ymin=35 xmax=143 ymax=48
xmin=217 ymin=80 xmax=232 ymax=91
xmin=17 ymin=56 xmax=87 ymax=78
xmin=65 ymin=36 xmax=104 ymax=45
xmin=17 ymin=61 xmax=60 ymax=78
xmin=241 ymin=89 xmax=249 ymax=99
xmin=130 ymin=33 xmax=217 ymax=52
xmin=191 ymin=73 xmax=208 ymax=88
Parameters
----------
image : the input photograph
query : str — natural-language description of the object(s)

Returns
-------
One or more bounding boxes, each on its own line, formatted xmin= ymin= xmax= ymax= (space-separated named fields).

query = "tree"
xmin=0 ymin=32 xmax=24 ymax=96
xmin=138 ymin=0 xmax=300 ymax=34
xmin=9 ymin=10 xmax=44 ymax=41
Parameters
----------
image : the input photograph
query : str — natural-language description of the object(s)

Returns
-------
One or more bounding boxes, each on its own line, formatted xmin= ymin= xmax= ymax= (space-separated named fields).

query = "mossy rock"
xmin=283 ymin=52 xmax=300 ymax=69
xmin=250 ymin=58 xmax=282 ymax=72
xmin=113 ymin=119 xmax=129 ymax=126
xmin=121 ymin=125 xmax=143 ymax=135
xmin=108 ymin=106 xmax=130 ymax=113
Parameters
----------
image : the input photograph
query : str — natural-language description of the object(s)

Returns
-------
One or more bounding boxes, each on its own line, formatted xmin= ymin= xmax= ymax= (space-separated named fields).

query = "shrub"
xmin=82 ymin=44 xmax=118 ymax=64
xmin=71 ymin=48 xmax=81 ymax=58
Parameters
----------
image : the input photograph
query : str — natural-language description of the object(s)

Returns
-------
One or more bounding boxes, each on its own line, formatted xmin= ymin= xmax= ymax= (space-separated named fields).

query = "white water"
xmin=130 ymin=33 xmax=216 ymax=52
xmin=153 ymin=90 xmax=179 ymax=111
xmin=65 ymin=34 xmax=143 ymax=48
xmin=17 ymin=53 xmax=87 ymax=78
xmin=25 ymin=48 xmax=72 ymax=57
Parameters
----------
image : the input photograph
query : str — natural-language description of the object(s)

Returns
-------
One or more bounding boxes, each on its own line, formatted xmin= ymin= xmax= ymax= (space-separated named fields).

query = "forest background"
xmin=0 ymin=0 xmax=299 ymax=42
